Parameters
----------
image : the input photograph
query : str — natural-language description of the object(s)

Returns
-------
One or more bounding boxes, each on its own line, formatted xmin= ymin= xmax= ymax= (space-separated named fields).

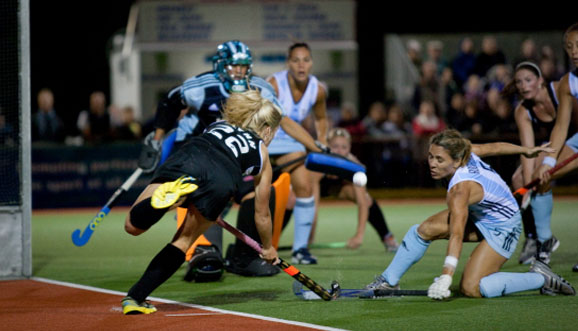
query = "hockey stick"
xmin=216 ymin=218 xmax=340 ymax=301
xmin=277 ymin=242 xmax=347 ymax=251
xmin=513 ymin=151 xmax=578 ymax=197
xmin=71 ymin=168 xmax=143 ymax=246
xmin=293 ymin=281 xmax=427 ymax=300
xmin=272 ymin=154 xmax=307 ymax=173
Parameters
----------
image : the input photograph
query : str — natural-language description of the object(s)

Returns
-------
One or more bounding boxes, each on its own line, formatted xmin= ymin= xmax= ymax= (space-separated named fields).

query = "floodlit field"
xmin=32 ymin=199 xmax=578 ymax=330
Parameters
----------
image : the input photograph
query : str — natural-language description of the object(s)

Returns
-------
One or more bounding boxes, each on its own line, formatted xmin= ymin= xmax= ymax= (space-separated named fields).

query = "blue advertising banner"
xmin=32 ymin=143 xmax=152 ymax=209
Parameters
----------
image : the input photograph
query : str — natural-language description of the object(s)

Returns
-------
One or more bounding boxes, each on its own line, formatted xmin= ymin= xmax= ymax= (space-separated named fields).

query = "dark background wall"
xmin=30 ymin=1 xmax=576 ymax=129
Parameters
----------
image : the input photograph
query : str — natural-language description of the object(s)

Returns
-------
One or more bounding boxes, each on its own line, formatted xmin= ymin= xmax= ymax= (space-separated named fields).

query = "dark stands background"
xmin=31 ymin=2 xmax=575 ymax=129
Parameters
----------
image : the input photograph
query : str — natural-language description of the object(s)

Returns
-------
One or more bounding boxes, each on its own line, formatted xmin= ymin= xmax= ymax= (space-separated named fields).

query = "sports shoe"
xmin=518 ymin=237 xmax=537 ymax=265
xmin=225 ymin=244 xmax=280 ymax=277
xmin=573 ymin=263 xmax=578 ymax=273
xmin=530 ymin=260 xmax=576 ymax=296
xmin=151 ymin=176 xmax=198 ymax=209
xmin=121 ymin=296 xmax=157 ymax=315
xmin=364 ymin=275 xmax=400 ymax=291
xmin=384 ymin=234 xmax=399 ymax=252
xmin=291 ymin=248 xmax=317 ymax=265
xmin=536 ymin=236 xmax=560 ymax=265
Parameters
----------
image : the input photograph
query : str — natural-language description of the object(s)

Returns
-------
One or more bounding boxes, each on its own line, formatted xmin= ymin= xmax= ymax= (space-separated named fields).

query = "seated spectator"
xmin=463 ymin=74 xmax=486 ymax=107
xmin=513 ymin=38 xmax=539 ymax=67
xmin=489 ymin=97 xmax=517 ymax=136
xmin=439 ymin=67 xmax=459 ymax=117
xmin=76 ymin=91 xmax=111 ymax=144
xmin=336 ymin=101 xmax=365 ymax=138
xmin=406 ymin=39 xmax=423 ymax=69
xmin=32 ymin=88 xmax=64 ymax=143
xmin=473 ymin=35 xmax=506 ymax=78
xmin=445 ymin=92 xmax=466 ymax=129
xmin=425 ymin=40 xmax=449 ymax=76
xmin=454 ymin=100 xmax=486 ymax=137
xmin=452 ymin=37 xmax=476 ymax=89
xmin=411 ymin=100 xmax=446 ymax=138
xmin=382 ymin=103 xmax=412 ymax=138
xmin=412 ymin=60 xmax=440 ymax=113
xmin=113 ymin=106 xmax=142 ymax=141
xmin=361 ymin=101 xmax=388 ymax=138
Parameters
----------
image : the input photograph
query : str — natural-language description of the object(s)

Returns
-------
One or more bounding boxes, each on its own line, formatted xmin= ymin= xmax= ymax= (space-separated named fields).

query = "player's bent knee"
xmin=128 ymin=197 xmax=168 ymax=233
xmin=461 ymin=278 xmax=482 ymax=298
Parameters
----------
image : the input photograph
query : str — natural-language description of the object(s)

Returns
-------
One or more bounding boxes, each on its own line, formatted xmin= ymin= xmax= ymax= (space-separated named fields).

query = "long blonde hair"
xmin=429 ymin=129 xmax=472 ymax=167
xmin=222 ymin=90 xmax=282 ymax=137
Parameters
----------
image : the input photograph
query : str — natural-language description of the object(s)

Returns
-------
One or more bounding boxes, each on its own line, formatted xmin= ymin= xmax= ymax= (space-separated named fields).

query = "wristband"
xmin=542 ymin=156 xmax=556 ymax=167
xmin=443 ymin=256 xmax=458 ymax=269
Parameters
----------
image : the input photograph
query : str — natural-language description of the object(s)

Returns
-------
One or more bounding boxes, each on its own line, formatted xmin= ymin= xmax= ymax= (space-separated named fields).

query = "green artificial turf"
xmin=32 ymin=199 xmax=578 ymax=330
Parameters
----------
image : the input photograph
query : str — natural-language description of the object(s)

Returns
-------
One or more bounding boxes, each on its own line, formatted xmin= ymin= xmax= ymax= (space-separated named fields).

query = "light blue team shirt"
xmin=448 ymin=153 xmax=522 ymax=258
xmin=267 ymin=70 xmax=320 ymax=155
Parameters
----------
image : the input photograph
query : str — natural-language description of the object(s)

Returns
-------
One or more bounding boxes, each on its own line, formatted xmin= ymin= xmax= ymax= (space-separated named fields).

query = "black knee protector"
xmin=129 ymin=197 xmax=168 ymax=230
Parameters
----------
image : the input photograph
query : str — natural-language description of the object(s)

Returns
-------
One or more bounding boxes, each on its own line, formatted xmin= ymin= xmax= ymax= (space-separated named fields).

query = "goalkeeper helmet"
xmin=212 ymin=40 xmax=253 ymax=93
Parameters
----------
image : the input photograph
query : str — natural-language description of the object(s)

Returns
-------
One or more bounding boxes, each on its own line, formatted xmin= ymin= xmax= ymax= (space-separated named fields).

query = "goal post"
xmin=0 ymin=0 xmax=32 ymax=279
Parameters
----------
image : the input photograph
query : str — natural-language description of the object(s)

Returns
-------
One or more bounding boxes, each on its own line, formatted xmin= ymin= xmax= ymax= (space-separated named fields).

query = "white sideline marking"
xmin=32 ymin=277 xmax=346 ymax=331
xmin=165 ymin=312 xmax=223 ymax=317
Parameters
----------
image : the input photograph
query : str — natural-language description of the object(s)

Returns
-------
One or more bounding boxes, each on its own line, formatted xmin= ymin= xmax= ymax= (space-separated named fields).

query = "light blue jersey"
xmin=176 ymin=72 xmax=280 ymax=142
xmin=448 ymin=153 xmax=522 ymax=258
xmin=268 ymin=70 xmax=320 ymax=155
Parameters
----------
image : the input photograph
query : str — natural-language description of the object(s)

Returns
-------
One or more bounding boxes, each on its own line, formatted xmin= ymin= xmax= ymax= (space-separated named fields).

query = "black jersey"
xmin=202 ymin=121 xmax=264 ymax=177
xmin=521 ymin=82 xmax=558 ymax=138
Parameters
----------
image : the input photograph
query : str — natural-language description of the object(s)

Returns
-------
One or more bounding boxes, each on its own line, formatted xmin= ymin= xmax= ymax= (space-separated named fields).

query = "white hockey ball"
xmin=353 ymin=172 xmax=367 ymax=187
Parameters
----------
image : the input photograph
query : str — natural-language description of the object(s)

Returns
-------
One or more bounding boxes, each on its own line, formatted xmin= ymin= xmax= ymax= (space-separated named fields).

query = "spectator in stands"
xmin=113 ymin=106 xmax=142 ymax=141
xmin=412 ymin=60 xmax=440 ymax=114
xmin=32 ymin=88 xmax=64 ymax=143
xmin=439 ymin=67 xmax=459 ymax=118
xmin=452 ymin=37 xmax=476 ymax=89
xmin=426 ymin=40 xmax=449 ymax=76
xmin=382 ymin=103 xmax=412 ymax=138
xmin=488 ymin=97 xmax=517 ymax=136
xmin=361 ymin=101 xmax=388 ymax=138
xmin=473 ymin=35 xmax=506 ymax=78
xmin=486 ymin=64 xmax=513 ymax=115
xmin=412 ymin=100 xmax=446 ymax=138
xmin=514 ymin=38 xmax=539 ymax=67
xmin=463 ymin=74 xmax=486 ymax=107
xmin=486 ymin=64 xmax=512 ymax=92
xmin=76 ymin=91 xmax=111 ymax=144
xmin=336 ymin=101 xmax=364 ymax=138
xmin=406 ymin=39 xmax=423 ymax=69
xmin=382 ymin=103 xmax=412 ymax=172
xmin=455 ymin=100 xmax=486 ymax=137
xmin=446 ymin=92 xmax=466 ymax=130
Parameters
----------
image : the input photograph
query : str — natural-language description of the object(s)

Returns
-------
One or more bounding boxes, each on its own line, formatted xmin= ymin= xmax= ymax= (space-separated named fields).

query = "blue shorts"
xmin=268 ymin=136 xmax=306 ymax=156
xmin=474 ymin=212 xmax=522 ymax=259
xmin=566 ymin=133 xmax=578 ymax=153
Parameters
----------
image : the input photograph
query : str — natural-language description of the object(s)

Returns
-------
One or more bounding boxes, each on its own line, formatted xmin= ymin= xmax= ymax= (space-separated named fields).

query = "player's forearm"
xmin=280 ymin=117 xmax=321 ymax=152
xmin=474 ymin=142 xmax=529 ymax=157
xmin=254 ymin=212 xmax=273 ymax=249
xmin=315 ymin=118 xmax=329 ymax=145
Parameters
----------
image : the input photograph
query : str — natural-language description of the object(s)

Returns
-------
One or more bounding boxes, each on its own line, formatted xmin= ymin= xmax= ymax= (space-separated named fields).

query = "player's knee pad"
xmin=183 ymin=245 xmax=224 ymax=282
xmin=129 ymin=197 xmax=168 ymax=231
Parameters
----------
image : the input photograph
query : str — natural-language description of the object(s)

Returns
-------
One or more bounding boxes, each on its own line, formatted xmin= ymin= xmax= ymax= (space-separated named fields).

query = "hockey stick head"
xmin=330 ymin=280 xmax=341 ymax=300
xmin=293 ymin=280 xmax=341 ymax=300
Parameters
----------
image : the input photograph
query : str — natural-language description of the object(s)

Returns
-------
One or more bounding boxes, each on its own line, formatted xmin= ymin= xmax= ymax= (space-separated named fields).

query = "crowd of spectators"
xmin=31 ymin=89 xmax=142 ymax=145
xmin=30 ymin=34 xmax=572 ymax=187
